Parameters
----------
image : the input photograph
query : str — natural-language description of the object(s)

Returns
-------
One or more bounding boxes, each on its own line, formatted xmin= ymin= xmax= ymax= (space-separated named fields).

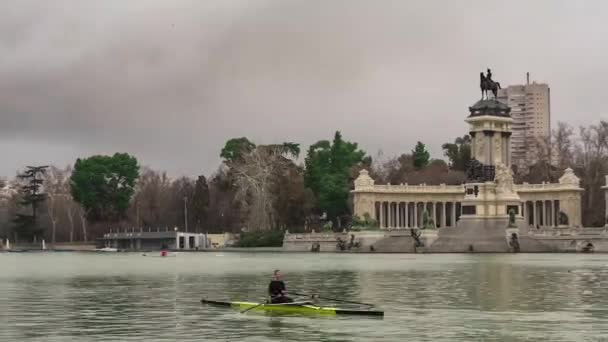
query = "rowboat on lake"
xmin=201 ymin=298 xmax=384 ymax=317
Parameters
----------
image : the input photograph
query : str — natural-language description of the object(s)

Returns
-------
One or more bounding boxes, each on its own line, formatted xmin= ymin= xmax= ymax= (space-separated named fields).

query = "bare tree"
xmin=553 ymin=121 xmax=575 ymax=169
xmin=575 ymin=122 xmax=608 ymax=225
xmin=43 ymin=166 xmax=71 ymax=246
xmin=128 ymin=167 xmax=173 ymax=228
xmin=66 ymin=201 xmax=78 ymax=242
xmin=78 ymin=206 xmax=89 ymax=242
xmin=232 ymin=145 xmax=295 ymax=231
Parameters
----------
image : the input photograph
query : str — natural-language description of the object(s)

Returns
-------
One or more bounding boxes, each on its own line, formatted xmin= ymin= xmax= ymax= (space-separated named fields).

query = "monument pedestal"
xmin=429 ymin=97 xmax=525 ymax=252
xmin=430 ymin=181 xmax=525 ymax=252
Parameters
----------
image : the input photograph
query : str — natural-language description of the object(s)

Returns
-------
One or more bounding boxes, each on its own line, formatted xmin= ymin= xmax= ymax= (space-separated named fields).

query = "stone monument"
xmin=430 ymin=69 xmax=525 ymax=252
xmin=460 ymin=96 xmax=522 ymax=227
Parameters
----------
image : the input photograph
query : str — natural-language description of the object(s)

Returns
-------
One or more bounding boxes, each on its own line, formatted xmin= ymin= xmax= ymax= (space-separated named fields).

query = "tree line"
xmin=1 ymin=121 xmax=607 ymax=244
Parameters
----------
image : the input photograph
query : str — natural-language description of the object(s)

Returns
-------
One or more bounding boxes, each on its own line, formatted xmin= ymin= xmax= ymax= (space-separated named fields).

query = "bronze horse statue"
xmin=480 ymin=69 xmax=501 ymax=99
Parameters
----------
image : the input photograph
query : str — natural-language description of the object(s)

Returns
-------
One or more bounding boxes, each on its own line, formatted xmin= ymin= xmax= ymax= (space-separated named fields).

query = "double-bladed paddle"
xmin=291 ymin=291 xmax=374 ymax=307
xmin=240 ymin=302 xmax=265 ymax=314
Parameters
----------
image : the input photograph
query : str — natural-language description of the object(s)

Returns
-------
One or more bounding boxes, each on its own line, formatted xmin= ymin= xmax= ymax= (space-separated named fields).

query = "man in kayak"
xmin=268 ymin=269 xmax=293 ymax=303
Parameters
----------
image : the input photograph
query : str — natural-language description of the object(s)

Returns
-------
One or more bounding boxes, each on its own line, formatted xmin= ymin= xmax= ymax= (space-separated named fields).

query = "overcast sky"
xmin=1 ymin=0 xmax=607 ymax=178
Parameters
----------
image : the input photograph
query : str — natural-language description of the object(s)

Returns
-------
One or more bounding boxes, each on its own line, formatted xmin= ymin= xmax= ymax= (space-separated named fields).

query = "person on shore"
xmin=268 ymin=270 xmax=293 ymax=303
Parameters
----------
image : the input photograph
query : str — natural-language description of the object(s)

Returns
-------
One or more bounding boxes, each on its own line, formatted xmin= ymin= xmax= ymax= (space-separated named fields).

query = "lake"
xmin=1 ymin=252 xmax=608 ymax=341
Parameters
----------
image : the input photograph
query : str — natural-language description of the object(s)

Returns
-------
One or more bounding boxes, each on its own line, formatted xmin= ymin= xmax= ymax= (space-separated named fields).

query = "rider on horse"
xmin=480 ymin=68 xmax=501 ymax=99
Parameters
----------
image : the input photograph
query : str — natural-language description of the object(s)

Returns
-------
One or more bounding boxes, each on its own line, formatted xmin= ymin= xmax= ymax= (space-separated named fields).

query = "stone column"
xmin=545 ymin=201 xmax=551 ymax=227
xmin=395 ymin=202 xmax=398 ymax=228
xmin=400 ymin=203 xmax=404 ymax=228
xmin=431 ymin=202 xmax=436 ymax=226
xmin=391 ymin=202 xmax=395 ymax=228
xmin=534 ymin=201 xmax=542 ymax=228
xmin=394 ymin=202 xmax=398 ymax=228
xmin=554 ymin=200 xmax=560 ymax=226
xmin=532 ymin=202 xmax=536 ymax=227
xmin=441 ymin=202 xmax=446 ymax=228
xmin=385 ymin=202 xmax=389 ymax=228
xmin=485 ymin=131 xmax=493 ymax=165
xmin=506 ymin=135 xmax=511 ymax=166
xmin=532 ymin=202 xmax=537 ymax=228
xmin=389 ymin=203 xmax=394 ymax=228
xmin=414 ymin=203 xmax=418 ymax=228
xmin=547 ymin=201 xmax=553 ymax=227
xmin=451 ymin=202 xmax=456 ymax=227
xmin=404 ymin=202 xmax=408 ymax=228
xmin=380 ymin=202 xmax=385 ymax=228
xmin=395 ymin=203 xmax=400 ymax=228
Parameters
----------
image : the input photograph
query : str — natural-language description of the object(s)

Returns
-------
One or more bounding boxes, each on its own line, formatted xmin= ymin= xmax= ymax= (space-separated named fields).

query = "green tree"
xmin=281 ymin=142 xmax=300 ymax=159
xmin=191 ymin=175 xmax=210 ymax=232
xmin=304 ymin=131 xmax=366 ymax=224
xmin=220 ymin=137 xmax=256 ymax=163
xmin=70 ymin=153 xmax=139 ymax=222
xmin=441 ymin=135 xmax=471 ymax=171
xmin=412 ymin=141 xmax=430 ymax=169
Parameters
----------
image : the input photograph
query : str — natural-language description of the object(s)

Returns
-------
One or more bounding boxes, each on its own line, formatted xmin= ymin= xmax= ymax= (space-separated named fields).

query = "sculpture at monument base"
xmin=422 ymin=210 xmax=436 ymax=229
xmin=495 ymin=163 xmax=516 ymax=197
xmin=508 ymin=209 xmax=517 ymax=228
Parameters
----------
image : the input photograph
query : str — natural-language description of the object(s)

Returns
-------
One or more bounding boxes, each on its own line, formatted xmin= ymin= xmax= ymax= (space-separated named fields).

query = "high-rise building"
xmin=497 ymin=73 xmax=551 ymax=171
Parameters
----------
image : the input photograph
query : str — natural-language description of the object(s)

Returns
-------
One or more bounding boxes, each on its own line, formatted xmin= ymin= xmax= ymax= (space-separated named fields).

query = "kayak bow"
xmin=201 ymin=298 xmax=384 ymax=317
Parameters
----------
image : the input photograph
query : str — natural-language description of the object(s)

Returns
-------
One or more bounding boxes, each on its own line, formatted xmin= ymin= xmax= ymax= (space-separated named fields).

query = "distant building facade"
xmin=102 ymin=228 xmax=209 ymax=250
xmin=497 ymin=73 xmax=550 ymax=171
xmin=352 ymin=168 xmax=583 ymax=230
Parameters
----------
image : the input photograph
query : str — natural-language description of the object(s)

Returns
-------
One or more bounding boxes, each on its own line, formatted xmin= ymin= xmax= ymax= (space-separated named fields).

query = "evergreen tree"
xmin=441 ymin=135 xmax=472 ymax=171
xmin=412 ymin=141 xmax=430 ymax=169
xmin=70 ymin=153 xmax=139 ymax=222
xmin=304 ymin=131 xmax=367 ymax=224
xmin=220 ymin=137 xmax=256 ymax=163
xmin=191 ymin=175 xmax=210 ymax=232
xmin=14 ymin=166 xmax=48 ymax=241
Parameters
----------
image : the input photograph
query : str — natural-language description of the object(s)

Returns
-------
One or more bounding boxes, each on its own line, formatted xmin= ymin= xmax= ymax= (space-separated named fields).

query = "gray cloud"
xmin=2 ymin=0 xmax=608 ymax=177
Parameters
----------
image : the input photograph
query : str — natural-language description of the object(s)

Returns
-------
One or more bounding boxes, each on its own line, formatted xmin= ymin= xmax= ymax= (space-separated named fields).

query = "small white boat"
xmin=98 ymin=247 xmax=118 ymax=252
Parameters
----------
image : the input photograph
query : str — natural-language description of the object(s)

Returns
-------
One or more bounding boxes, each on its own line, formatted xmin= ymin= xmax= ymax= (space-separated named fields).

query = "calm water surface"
xmin=1 ymin=252 xmax=608 ymax=341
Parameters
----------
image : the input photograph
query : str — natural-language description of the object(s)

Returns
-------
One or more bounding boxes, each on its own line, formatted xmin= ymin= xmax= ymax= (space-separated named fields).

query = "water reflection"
xmin=2 ymin=253 xmax=608 ymax=341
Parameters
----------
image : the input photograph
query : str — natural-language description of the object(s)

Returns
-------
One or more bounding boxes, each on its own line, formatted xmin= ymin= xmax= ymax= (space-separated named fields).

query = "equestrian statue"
xmin=480 ymin=68 xmax=501 ymax=99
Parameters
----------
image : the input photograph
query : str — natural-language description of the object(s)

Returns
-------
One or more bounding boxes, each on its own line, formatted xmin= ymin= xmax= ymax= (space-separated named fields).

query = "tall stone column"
xmin=534 ymin=201 xmax=540 ymax=228
xmin=546 ymin=201 xmax=551 ymax=227
xmin=554 ymin=200 xmax=559 ymax=226
xmin=404 ymin=202 xmax=409 ymax=228
xmin=389 ymin=203 xmax=394 ymax=228
xmin=548 ymin=201 xmax=553 ymax=227
xmin=506 ymin=135 xmax=511 ymax=166
xmin=441 ymin=202 xmax=447 ymax=228
xmin=485 ymin=131 xmax=493 ymax=165
xmin=451 ymin=202 xmax=456 ymax=227
xmin=400 ymin=203 xmax=404 ymax=228
xmin=431 ymin=202 xmax=436 ymax=226
xmin=380 ymin=202 xmax=385 ymax=229
xmin=414 ymin=203 xmax=418 ymax=228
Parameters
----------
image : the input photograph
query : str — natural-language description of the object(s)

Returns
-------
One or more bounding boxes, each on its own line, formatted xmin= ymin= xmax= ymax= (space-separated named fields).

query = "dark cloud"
xmin=1 ymin=0 xmax=607 ymax=177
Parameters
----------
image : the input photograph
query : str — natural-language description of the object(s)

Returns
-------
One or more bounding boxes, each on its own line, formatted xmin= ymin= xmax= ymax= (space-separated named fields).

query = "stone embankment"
xmin=283 ymin=226 xmax=608 ymax=253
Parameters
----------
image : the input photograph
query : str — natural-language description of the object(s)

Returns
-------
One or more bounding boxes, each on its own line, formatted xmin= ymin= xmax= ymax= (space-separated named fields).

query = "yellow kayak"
xmin=201 ymin=299 xmax=383 ymax=317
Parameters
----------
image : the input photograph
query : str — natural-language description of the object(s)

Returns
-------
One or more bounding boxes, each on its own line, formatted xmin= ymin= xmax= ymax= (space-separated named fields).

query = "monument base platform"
xmin=429 ymin=216 xmax=520 ymax=253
